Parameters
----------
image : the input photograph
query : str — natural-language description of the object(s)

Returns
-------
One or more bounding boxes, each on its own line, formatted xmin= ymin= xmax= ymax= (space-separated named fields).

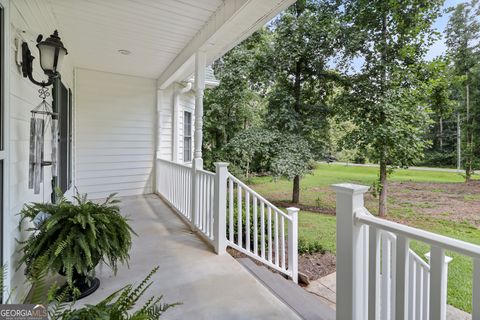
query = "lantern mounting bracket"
xmin=21 ymin=30 xmax=67 ymax=88
xmin=21 ymin=41 xmax=54 ymax=87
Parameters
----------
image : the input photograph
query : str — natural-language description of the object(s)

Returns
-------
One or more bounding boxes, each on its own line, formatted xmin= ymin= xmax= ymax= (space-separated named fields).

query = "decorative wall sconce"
xmin=22 ymin=30 xmax=68 ymax=87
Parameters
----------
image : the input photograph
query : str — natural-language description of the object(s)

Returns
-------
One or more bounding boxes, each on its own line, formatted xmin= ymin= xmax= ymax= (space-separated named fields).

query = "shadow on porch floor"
xmin=76 ymin=194 xmax=301 ymax=320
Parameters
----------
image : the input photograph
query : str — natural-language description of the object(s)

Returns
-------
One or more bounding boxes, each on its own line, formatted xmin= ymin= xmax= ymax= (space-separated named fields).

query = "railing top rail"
xmin=157 ymin=158 xmax=192 ymax=169
xmin=197 ymin=168 xmax=215 ymax=176
xmin=356 ymin=208 xmax=480 ymax=259
xmin=409 ymin=249 xmax=430 ymax=269
xmin=228 ymin=173 xmax=292 ymax=221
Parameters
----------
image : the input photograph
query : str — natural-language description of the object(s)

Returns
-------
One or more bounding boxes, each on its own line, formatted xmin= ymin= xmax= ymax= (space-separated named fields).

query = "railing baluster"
xmin=408 ymin=255 xmax=416 ymax=320
xmin=268 ymin=207 xmax=272 ymax=263
xmin=237 ymin=185 xmax=243 ymax=248
xmin=368 ymin=226 xmax=379 ymax=320
xmin=210 ymin=176 xmax=214 ymax=238
xmin=261 ymin=203 xmax=265 ymax=259
xmin=204 ymin=176 xmax=208 ymax=232
xmin=207 ymin=176 xmax=211 ymax=236
xmin=281 ymin=216 xmax=285 ymax=269
xmin=473 ymin=258 xmax=480 ymax=320
xmin=395 ymin=235 xmax=409 ymax=320
xmin=253 ymin=196 xmax=258 ymax=255
xmin=246 ymin=192 xmax=250 ymax=252
xmin=229 ymin=178 xmax=234 ymax=242
xmin=274 ymin=211 xmax=279 ymax=266
xmin=391 ymin=237 xmax=397 ymax=320
xmin=204 ymin=176 xmax=208 ymax=233
xmin=380 ymin=233 xmax=391 ymax=320
xmin=423 ymin=266 xmax=429 ymax=320
xmin=415 ymin=264 xmax=423 ymax=320
xmin=199 ymin=174 xmax=204 ymax=230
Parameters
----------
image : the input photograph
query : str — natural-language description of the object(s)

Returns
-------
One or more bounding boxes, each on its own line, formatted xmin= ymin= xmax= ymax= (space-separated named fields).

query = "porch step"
xmin=237 ymin=258 xmax=336 ymax=320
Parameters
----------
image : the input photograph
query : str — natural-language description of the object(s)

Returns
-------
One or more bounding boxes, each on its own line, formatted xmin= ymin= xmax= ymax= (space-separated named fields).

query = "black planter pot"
xmin=59 ymin=268 xmax=100 ymax=301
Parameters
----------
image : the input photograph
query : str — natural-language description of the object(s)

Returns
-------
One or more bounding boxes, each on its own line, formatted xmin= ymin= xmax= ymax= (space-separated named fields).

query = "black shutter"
xmin=58 ymin=82 xmax=68 ymax=193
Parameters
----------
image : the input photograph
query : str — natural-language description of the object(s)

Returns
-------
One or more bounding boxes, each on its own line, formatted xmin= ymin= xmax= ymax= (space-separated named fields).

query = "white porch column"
xmin=332 ymin=183 xmax=370 ymax=320
xmin=194 ymin=51 xmax=206 ymax=163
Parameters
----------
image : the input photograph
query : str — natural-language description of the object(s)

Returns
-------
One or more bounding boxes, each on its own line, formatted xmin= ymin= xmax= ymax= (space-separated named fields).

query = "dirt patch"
xmin=377 ymin=180 xmax=480 ymax=227
xmin=298 ymin=252 xmax=336 ymax=282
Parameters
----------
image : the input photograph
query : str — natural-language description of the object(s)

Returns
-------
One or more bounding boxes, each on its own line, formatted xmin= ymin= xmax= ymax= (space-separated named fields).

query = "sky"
xmin=426 ymin=0 xmax=467 ymax=60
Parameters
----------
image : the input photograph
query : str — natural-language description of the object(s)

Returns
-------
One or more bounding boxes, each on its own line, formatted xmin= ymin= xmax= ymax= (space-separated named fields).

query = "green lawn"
xmin=251 ymin=163 xmax=480 ymax=312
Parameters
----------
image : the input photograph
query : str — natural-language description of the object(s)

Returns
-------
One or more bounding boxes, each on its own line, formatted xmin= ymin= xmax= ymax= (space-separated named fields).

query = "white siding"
xmin=76 ymin=69 xmax=156 ymax=199
xmin=6 ymin=0 xmax=75 ymax=301
xmin=157 ymin=86 xmax=174 ymax=161
xmin=157 ymin=83 xmax=195 ymax=163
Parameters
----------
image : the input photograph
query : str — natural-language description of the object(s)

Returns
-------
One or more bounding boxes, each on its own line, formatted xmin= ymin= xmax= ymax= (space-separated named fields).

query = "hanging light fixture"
xmin=22 ymin=30 xmax=68 ymax=87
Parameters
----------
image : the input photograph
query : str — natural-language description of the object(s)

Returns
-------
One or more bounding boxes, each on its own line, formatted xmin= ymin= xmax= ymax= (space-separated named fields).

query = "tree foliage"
xmin=263 ymin=0 xmax=341 ymax=203
xmin=445 ymin=0 xmax=480 ymax=180
xmin=338 ymin=0 xmax=443 ymax=215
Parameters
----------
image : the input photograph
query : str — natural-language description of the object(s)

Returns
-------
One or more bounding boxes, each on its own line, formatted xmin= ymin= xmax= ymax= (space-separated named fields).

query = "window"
xmin=183 ymin=111 xmax=192 ymax=162
xmin=53 ymin=79 xmax=72 ymax=194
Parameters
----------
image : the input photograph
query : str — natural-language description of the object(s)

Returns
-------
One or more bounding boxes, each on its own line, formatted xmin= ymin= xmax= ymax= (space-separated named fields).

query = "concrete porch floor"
xmin=77 ymin=194 xmax=301 ymax=320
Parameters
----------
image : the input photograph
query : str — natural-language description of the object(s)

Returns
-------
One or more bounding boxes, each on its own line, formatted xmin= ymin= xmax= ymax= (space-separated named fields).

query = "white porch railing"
xmin=333 ymin=183 xmax=480 ymax=320
xmin=156 ymin=158 xmax=298 ymax=283
xmin=226 ymin=173 xmax=298 ymax=282
xmin=377 ymin=228 xmax=452 ymax=320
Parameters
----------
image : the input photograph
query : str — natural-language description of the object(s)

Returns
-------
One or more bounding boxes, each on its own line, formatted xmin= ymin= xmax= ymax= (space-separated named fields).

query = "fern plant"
xmin=18 ymin=190 xmax=136 ymax=295
xmin=49 ymin=267 xmax=178 ymax=320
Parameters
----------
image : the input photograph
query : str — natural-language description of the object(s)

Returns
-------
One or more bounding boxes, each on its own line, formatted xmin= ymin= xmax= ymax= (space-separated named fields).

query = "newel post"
xmin=213 ymin=162 xmax=229 ymax=254
xmin=332 ymin=183 xmax=370 ymax=320
xmin=287 ymin=207 xmax=299 ymax=284
xmin=425 ymin=251 xmax=453 ymax=320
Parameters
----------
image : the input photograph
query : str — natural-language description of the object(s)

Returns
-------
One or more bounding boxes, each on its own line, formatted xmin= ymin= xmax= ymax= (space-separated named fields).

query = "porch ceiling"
xmin=47 ymin=0 xmax=224 ymax=79
xmin=43 ymin=0 xmax=295 ymax=83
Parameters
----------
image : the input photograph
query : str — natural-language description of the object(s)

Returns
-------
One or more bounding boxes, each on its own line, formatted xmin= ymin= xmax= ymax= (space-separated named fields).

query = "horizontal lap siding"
xmin=76 ymin=69 xmax=156 ymax=199
xmin=7 ymin=0 xmax=75 ymax=301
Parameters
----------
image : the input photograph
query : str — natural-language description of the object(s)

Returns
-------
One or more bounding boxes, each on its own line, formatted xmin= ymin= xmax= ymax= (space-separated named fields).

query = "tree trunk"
xmin=378 ymin=160 xmax=388 ymax=217
xmin=439 ymin=116 xmax=443 ymax=151
xmin=290 ymin=59 xmax=303 ymax=204
xmin=466 ymin=81 xmax=472 ymax=182
xmin=378 ymin=12 xmax=388 ymax=218
xmin=292 ymin=175 xmax=300 ymax=204
xmin=457 ymin=112 xmax=462 ymax=171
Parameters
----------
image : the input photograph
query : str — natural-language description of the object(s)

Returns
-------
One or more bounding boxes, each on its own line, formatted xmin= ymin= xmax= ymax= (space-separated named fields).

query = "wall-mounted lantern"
xmin=21 ymin=30 xmax=68 ymax=87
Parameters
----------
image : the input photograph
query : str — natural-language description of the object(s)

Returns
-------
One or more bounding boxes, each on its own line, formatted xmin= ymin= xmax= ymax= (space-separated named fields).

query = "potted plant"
xmin=18 ymin=191 xmax=136 ymax=299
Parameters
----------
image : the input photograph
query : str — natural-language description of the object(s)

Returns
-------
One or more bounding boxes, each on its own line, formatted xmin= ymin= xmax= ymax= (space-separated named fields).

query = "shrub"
xmin=298 ymin=238 xmax=325 ymax=255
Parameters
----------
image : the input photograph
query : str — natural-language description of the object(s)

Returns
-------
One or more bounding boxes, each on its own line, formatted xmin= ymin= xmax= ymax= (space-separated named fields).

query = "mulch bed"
xmin=298 ymin=252 xmax=336 ymax=283
xmin=228 ymin=247 xmax=336 ymax=285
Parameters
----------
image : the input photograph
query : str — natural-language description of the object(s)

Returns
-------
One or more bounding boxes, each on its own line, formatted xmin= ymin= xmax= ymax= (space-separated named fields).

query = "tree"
xmin=339 ymin=0 xmax=442 ymax=216
xmin=224 ymin=127 xmax=313 ymax=181
xmin=420 ymin=58 xmax=462 ymax=167
xmin=445 ymin=0 xmax=480 ymax=181
xmin=203 ymin=31 xmax=269 ymax=170
xmin=264 ymin=0 xmax=341 ymax=204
